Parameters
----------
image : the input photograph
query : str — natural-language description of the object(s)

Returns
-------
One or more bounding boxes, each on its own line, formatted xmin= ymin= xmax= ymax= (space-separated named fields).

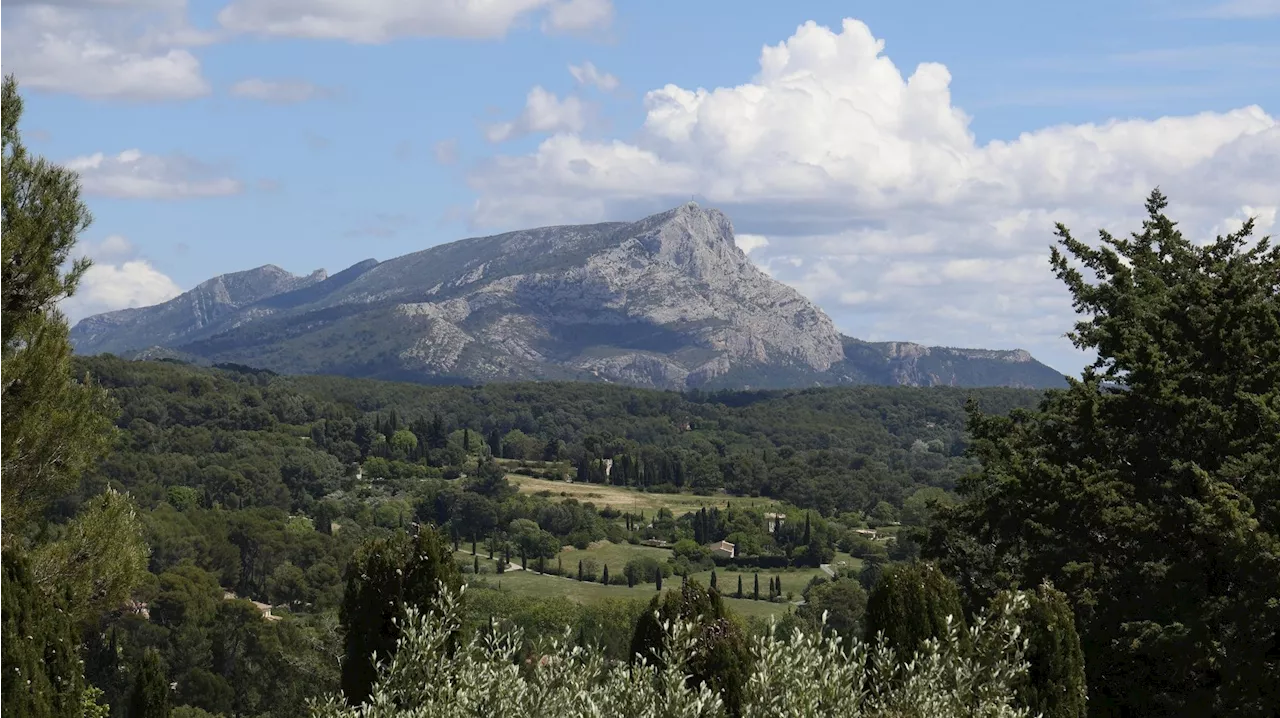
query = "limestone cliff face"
xmin=69 ymin=204 xmax=1065 ymax=390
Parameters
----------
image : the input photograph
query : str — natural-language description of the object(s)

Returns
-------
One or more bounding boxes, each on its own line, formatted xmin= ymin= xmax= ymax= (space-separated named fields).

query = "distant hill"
xmin=71 ymin=203 xmax=1067 ymax=390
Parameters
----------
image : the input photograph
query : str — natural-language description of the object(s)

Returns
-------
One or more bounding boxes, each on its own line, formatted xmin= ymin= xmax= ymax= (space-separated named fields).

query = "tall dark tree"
xmin=863 ymin=561 xmax=967 ymax=657
xmin=736 ymin=574 xmax=743 ymax=598
xmin=927 ymin=191 xmax=1280 ymax=717
xmin=601 ymin=564 xmax=609 ymax=585
xmin=991 ymin=583 xmax=1087 ymax=718
xmin=127 ymin=649 xmax=170 ymax=718
xmin=487 ymin=428 xmax=502 ymax=457
xmin=753 ymin=573 xmax=759 ymax=600
xmin=710 ymin=569 xmax=718 ymax=591
xmin=339 ymin=526 xmax=461 ymax=705
xmin=2 ymin=550 xmax=86 ymax=718
xmin=631 ymin=581 xmax=752 ymax=716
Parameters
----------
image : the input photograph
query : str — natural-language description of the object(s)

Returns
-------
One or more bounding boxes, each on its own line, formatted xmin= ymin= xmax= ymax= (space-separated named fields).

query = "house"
xmin=854 ymin=528 xmax=878 ymax=539
xmin=223 ymin=590 xmax=282 ymax=621
xmin=709 ymin=540 xmax=735 ymax=559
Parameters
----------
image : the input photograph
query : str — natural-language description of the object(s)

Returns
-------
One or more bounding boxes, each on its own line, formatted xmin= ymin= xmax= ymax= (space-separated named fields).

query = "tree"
xmin=630 ymin=580 xmax=753 ymax=716
xmin=864 ymin=561 xmax=967 ymax=658
xmin=29 ymin=488 xmax=149 ymax=626
xmin=2 ymin=549 xmax=87 ymax=718
xmin=753 ymin=573 xmax=759 ymax=600
xmin=927 ymin=191 xmax=1280 ymax=717
xmin=601 ymin=564 xmax=609 ymax=585
xmin=1 ymin=74 xmax=115 ymax=538
xmin=992 ymin=583 xmax=1087 ymax=718
xmin=798 ymin=578 xmax=868 ymax=642
xmin=339 ymin=526 xmax=462 ymax=705
xmin=710 ymin=569 xmax=718 ymax=591
xmin=736 ymin=574 xmax=742 ymax=598
xmin=128 ymin=649 xmax=170 ymax=718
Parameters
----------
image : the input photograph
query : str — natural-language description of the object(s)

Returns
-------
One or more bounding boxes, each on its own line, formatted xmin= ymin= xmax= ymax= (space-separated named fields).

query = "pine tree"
xmin=339 ymin=526 xmax=462 ymax=705
xmin=1 ymin=75 xmax=115 ymax=538
xmin=864 ymin=561 xmax=967 ymax=657
xmin=127 ymin=649 xmax=169 ymax=718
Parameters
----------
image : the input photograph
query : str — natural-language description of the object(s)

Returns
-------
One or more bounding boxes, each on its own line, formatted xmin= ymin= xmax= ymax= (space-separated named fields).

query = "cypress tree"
xmin=488 ymin=535 xmax=494 ymax=560
xmin=473 ymin=555 xmax=479 ymax=574
xmin=803 ymin=512 xmax=811 ymax=545
xmin=520 ymin=549 xmax=527 ymax=571
xmin=656 ymin=571 xmax=663 ymax=591
xmin=538 ymin=555 xmax=546 ymax=574
xmin=578 ymin=560 xmax=584 ymax=581
xmin=628 ymin=571 xmax=635 ymax=588
xmin=777 ymin=575 xmax=783 ymax=598
xmin=557 ymin=555 xmax=563 ymax=574
xmin=737 ymin=574 xmax=743 ymax=598
xmin=471 ymin=537 xmax=477 ymax=555
xmin=630 ymin=581 xmax=752 ymax=716
xmin=496 ymin=558 xmax=504 ymax=575
xmin=994 ymin=583 xmax=1088 ymax=718
xmin=710 ymin=569 xmax=718 ymax=591
xmin=339 ymin=526 xmax=462 ymax=706
xmin=753 ymin=573 xmax=760 ymax=600
xmin=602 ymin=564 xmax=609 ymax=584
xmin=462 ymin=428 xmax=471 ymax=452
xmin=127 ymin=649 xmax=169 ymax=718
xmin=864 ymin=561 xmax=968 ymax=657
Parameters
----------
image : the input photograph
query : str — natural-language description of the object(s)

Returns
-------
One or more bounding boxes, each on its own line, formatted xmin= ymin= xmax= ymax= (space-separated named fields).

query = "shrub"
xmin=308 ymin=583 xmax=1042 ymax=717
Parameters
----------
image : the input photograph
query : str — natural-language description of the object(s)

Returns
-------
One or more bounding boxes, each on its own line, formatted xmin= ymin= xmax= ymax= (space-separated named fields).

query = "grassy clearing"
xmin=455 ymin=542 xmax=864 ymax=622
xmin=474 ymin=567 xmax=792 ymax=621
xmin=507 ymin=474 xmax=782 ymax=517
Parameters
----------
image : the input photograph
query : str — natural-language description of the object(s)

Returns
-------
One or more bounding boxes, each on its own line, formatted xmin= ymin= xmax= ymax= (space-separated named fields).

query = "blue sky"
xmin=4 ymin=0 xmax=1278 ymax=374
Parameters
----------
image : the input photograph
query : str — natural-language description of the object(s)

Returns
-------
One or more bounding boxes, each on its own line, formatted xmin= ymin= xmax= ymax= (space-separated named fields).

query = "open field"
xmin=455 ymin=541 xmax=865 ymax=622
xmin=471 ymin=565 xmax=793 ymax=621
xmin=506 ymin=474 xmax=782 ymax=516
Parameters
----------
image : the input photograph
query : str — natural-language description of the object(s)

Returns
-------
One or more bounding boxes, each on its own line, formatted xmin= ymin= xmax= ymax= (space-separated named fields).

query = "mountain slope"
xmin=70 ymin=203 xmax=1066 ymax=390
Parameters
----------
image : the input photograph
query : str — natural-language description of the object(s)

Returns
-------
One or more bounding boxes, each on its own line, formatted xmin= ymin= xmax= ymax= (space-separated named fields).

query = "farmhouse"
xmin=708 ymin=540 xmax=735 ymax=559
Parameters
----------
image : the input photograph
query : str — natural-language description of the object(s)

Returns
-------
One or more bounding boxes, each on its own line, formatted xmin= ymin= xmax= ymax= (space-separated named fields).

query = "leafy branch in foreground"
xmin=310 ymin=583 xmax=1037 ymax=718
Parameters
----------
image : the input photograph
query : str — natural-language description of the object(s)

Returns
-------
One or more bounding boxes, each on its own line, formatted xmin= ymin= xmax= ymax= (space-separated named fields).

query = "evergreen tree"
xmin=631 ymin=581 xmax=752 ymax=716
xmin=710 ymin=569 xmax=718 ymax=591
xmin=656 ymin=571 xmax=663 ymax=591
xmin=538 ymin=556 xmax=546 ymax=574
xmin=488 ymin=534 xmax=494 ymax=560
xmin=864 ymin=561 xmax=967 ymax=657
xmin=990 ymin=582 xmax=1087 ymax=718
xmin=2 ymin=549 xmax=86 ymax=718
xmin=462 ymin=428 xmax=471 ymax=452
xmin=496 ymin=559 xmax=504 ymax=575
xmin=601 ymin=564 xmax=609 ymax=584
xmin=803 ymin=511 xmax=811 ymax=545
xmin=473 ymin=555 xmax=479 ymax=575
xmin=737 ymin=574 xmax=743 ymax=598
xmin=578 ymin=560 xmax=584 ymax=581
xmin=1 ymin=75 xmax=115 ymax=538
xmin=339 ymin=526 xmax=461 ymax=705
xmin=127 ymin=649 xmax=169 ymax=718
xmin=927 ymin=191 xmax=1280 ymax=715
xmin=753 ymin=573 xmax=760 ymax=600
xmin=470 ymin=537 xmax=476 ymax=556
xmin=487 ymin=428 xmax=502 ymax=457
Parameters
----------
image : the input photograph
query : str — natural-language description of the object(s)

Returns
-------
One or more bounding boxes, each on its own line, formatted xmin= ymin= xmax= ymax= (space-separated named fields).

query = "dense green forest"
xmin=38 ymin=353 xmax=1030 ymax=716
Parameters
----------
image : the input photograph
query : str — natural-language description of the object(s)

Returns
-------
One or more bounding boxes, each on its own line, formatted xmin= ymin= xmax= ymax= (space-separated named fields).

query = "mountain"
xmin=70 ymin=203 xmax=1067 ymax=390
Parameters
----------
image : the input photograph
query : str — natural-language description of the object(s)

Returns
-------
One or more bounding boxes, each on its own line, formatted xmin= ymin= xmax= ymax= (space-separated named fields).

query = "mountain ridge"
xmin=70 ymin=204 xmax=1067 ymax=390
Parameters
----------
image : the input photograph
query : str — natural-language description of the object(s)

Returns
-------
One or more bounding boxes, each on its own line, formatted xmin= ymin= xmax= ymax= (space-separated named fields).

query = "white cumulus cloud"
xmin=485 ymin=86 xmax=590 ymax=143
xmin=66 ymin=149 xmax=244 ymax=199
xmin=465 ymin=18 xmax=1280 ymax=373
xmin=217 ymin=0 xmax=612 ymax=43
xmin=62 ymin=234 xmax=183 ymax=322
xmin=0 ymin=2 xmax=214 ymax=101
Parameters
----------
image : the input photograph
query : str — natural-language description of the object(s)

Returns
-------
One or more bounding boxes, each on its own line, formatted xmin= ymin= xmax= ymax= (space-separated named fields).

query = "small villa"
xmin=709 ymin=540 xmax=735 ymax=559
xmin=854 ymin=528 xmax=878 ymax=539
xmin=764 ymin=512 xmax=786 ymax=533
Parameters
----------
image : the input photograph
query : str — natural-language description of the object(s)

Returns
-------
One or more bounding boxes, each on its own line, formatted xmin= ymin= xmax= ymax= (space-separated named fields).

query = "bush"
xmin=309 ymin=582 xmax=1042 ymax=717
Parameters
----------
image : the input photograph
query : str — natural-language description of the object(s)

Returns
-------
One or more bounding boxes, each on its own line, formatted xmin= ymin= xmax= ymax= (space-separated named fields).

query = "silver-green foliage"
xmin=311 ymin=585 xmax=1038 ymax=718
